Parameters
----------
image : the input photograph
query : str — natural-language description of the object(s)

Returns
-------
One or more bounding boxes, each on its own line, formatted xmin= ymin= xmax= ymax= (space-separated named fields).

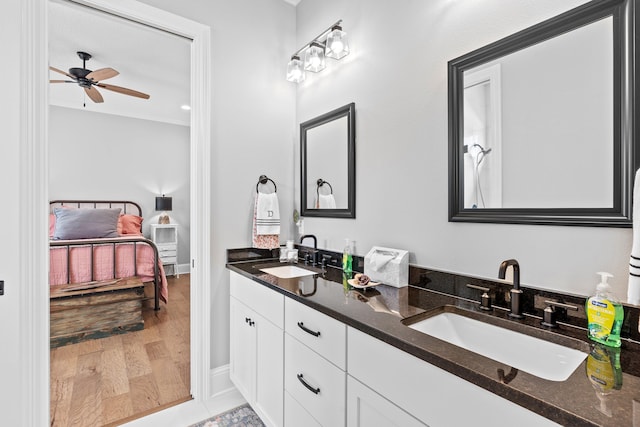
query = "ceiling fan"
xmin=49 ymin=51 xmax=150 ymax=104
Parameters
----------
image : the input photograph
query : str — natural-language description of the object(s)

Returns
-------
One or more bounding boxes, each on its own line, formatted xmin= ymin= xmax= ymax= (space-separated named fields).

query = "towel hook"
xmin=316 ymin=178 xmax=333 ymax=195
xmin=256 ymin=174 xmax=277 ymax=193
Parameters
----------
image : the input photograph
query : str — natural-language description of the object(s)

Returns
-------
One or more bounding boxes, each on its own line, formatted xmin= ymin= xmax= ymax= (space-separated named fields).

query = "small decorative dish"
xmin=347 ymin=278 xmax=380 ymax=289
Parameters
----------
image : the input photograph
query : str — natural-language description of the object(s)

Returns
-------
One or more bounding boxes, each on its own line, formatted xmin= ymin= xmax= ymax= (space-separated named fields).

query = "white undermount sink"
xmin=259 ymin=265 xmax=318 ymax=279
xmin=404 ymin=307 xmax=588 ymax=382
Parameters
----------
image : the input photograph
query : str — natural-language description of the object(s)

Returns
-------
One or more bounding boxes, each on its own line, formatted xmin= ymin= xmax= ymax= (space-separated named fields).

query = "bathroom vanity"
xmin=227 ymin=249 xmax=640 ymax=426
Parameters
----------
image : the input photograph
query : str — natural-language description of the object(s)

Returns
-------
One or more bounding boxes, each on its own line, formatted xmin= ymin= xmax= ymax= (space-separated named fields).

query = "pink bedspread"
xmin=49 ymin=236 xmax=168 ymax=303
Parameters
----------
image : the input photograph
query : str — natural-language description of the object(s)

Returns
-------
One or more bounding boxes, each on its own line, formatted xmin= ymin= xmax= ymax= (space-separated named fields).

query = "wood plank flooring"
xmin=50 ymin=274 xmax=191 ymax=427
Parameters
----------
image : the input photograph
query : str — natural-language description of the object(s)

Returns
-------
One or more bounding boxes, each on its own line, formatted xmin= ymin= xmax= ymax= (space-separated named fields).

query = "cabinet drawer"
xmin=285 ymin=297 xmax=346 ymax=369
xmin=230 ymin=272 xmax=284 ymax=328
xmin=161 ymin=257 xmax=177 ymax=264
xmin=157 ymin=243 xmax=177 ymax=252
xmin=285 ymin=391 xmax=322 ymax=427
xmin=158 ymin=248 xmax=177 ymax=256
xmin=285 ymin=334 xmax=345 ymax=427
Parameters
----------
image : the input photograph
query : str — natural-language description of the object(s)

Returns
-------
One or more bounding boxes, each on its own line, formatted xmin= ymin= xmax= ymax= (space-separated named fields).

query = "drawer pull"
xmin=297 ymin=374 xmax=320 ymax=395
xmin=297 ymin=321 xmax=321 ymax=337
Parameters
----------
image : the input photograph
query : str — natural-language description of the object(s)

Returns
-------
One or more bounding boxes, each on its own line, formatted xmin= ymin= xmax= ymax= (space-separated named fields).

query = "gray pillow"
xmin=53 ymin=208 xmax=121 ymax=240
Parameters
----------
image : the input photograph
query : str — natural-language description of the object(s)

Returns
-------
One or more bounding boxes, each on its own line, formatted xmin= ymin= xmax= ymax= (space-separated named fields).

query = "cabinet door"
xmin=255 ymin=313 xmax=284 ymax=427
xmin=347 ymin=376 xmax=427 ymax=427
xmin=229 ymin=297 xmax=256 ymax=403
xmin=285 ymin=391 xmax=322 ymax=427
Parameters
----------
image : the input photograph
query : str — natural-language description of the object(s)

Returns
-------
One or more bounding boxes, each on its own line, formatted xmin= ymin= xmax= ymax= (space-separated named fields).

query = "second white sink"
xmin=259 ymin=265 xmax=318 ymax=279
xmin=405 ymin=309 xmax=588 ymax=382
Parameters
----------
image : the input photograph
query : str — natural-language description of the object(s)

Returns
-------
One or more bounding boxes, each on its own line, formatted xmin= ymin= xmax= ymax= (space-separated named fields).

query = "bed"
xmin=49 ymin=200 xmax=168 ymax=311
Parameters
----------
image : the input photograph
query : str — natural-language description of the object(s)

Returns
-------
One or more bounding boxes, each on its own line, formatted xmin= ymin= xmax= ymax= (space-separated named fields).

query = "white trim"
xmin=20 ymin=1 xmax=49 ymax=425
xmin=210 ymin=364 xmax=235 ymax=398
xmin=26 ymin=0 xmax=212 ymax=424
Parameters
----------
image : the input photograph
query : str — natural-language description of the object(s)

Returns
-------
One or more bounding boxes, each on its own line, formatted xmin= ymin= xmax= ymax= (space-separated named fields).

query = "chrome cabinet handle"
xmin=297 ymin=321 xmax=321 ymax=337
xmin=297 ymin=373 xmax=320 ymax=394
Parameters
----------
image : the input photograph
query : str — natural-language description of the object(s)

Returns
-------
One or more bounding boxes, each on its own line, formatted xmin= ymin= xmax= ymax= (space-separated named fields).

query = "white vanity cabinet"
xmin=347 ymin=376 xmax=427 ymax=427
xmin=347 ymin=327 xmax=561 ymax=427
xmin=284 ymin=297 xmax=347 ymax=427
xmin=229 ymin=272 xmax=284 ymax=427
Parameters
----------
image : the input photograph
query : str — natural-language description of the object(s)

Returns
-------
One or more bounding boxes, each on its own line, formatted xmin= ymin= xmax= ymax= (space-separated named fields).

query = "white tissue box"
xmin=364 ymin=246 xmax=409 ymax=287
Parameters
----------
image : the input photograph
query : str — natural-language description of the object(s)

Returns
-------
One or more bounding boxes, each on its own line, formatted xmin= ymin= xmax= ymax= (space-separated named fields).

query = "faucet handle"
xmin=541 ymin=300 xmax=578 ymax=328
xmin=466 ymin=284 xmax=492 ymax=311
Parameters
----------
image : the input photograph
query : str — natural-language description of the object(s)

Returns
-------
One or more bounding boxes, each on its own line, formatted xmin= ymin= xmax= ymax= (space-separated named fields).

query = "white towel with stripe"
xmin=255 ymin=192 xmax=280 ymax=235
xmin=629 ymin=169 xmax=640 ymax=304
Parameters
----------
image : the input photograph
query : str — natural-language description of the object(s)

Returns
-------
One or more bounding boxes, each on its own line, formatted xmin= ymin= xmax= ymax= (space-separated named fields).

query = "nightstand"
xmin=150 ymin=223 xmax=179 ymax=278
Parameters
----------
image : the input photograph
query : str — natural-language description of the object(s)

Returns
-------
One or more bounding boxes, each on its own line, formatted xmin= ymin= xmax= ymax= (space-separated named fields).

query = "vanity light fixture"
xmin=286 ymin=19 xmax=349 ymax=83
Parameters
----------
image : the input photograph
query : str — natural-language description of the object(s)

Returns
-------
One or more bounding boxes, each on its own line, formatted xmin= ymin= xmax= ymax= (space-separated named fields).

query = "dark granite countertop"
xmin=227 ymin=253 xmax=640 ymax=427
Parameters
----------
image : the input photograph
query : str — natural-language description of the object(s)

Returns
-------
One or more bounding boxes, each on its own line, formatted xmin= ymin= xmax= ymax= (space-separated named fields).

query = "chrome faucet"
xmin=498 ymin=259 xmax=523 ymax=319
xmin=299 ymin=234 xmax=318 ymax=265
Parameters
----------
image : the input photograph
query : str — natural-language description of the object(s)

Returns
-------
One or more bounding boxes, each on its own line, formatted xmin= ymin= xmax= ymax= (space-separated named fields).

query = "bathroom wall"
xmin=137 ymin=0 xmax=297 ymax=369
xmin=294 ymin=0 xmax=633 ymax=298
xmin=49 ymin=106 xmax=192 ymax=266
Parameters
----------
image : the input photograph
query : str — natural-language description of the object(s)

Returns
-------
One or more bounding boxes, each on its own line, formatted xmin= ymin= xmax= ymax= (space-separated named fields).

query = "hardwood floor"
xmin=50 ymin=274 xmax=191 ymax=427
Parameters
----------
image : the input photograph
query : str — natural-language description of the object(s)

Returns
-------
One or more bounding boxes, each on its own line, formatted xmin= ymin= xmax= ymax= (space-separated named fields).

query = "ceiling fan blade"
xmin=86 ymin=67 xmax=119 ymax=81
xmin=96 ymin=83 xmax=150 ymax=100
xmin=49 ymin=66 xmax=75 ymax=79
xmin=49 ymin=80 xmax=75 ymax=83
xmin=84 ymin=86 xmax=104 ymax=103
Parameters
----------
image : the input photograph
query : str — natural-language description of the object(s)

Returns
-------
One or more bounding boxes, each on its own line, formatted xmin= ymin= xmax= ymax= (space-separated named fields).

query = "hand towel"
xmin=318 ymin=193 xmax=337 ymax=209
xmin=629 ymin=169 xmax=640 ymax=304
xmin=255 ymin=192 xmax=280 ymax=235
xmin=252 ymin=192 xmax=280 ymax=249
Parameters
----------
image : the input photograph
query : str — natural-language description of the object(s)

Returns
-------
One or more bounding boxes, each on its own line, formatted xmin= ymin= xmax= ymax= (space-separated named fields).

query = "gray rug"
xmin=189 ymin=403 xmax=265 ymax=427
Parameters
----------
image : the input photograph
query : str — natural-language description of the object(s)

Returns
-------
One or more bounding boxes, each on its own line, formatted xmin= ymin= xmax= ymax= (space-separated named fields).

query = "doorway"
xmin=21 ymin=0 xmax=211 ymax=424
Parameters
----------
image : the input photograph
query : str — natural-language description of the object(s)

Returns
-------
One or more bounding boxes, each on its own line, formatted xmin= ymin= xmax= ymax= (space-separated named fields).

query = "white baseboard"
xmin=178 ymin=263 xmax=190 ymax=275
xmin=210 ymin=364 xmax=235 ymax=398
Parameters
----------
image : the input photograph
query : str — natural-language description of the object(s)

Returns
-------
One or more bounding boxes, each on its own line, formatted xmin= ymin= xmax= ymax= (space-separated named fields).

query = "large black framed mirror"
xmin=449 ymin=0 xmax=638 ymax=226
xmin=301 ymin=103 xmax=356 ymax=218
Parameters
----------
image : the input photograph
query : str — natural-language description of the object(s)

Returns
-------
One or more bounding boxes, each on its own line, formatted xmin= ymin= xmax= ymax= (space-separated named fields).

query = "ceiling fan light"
xmin=326 ymin=26 xmax=349 ymax=60
xmin=304 ymin=42 xmax=326 ymax=73
xmin=286 ymin=55 xmax=306 ymax=83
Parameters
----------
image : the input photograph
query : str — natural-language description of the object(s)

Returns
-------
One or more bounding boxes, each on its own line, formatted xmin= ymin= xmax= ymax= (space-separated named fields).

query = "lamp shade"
xmin=326 ymin=26 xmax=349 ymax=60
xmin=155 ymin=195 xmax=173 ymax=211
xmin=304 ymin=41 xmax=326 ymax=73
xmin=286 ymin=55 xmax=306 ymax=83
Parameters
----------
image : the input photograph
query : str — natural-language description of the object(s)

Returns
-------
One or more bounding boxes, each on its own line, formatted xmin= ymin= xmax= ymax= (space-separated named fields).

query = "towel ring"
xmin=256 ymin=174 xmax=277 ymax=193
xmin=316 ymin=179 xmax=333 ymax=200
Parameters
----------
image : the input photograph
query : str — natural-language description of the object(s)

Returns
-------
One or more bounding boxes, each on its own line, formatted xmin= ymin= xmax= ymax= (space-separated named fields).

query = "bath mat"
xmin=188 ymin=403 xmax=265 ymax=427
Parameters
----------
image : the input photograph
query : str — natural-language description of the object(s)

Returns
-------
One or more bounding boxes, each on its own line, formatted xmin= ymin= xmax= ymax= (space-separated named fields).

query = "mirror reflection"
xmin=462 ymin=17 xmax=613 ymax=210
xmin=301 ymin=103 xmax=356 ymax=218
xmin=306 ymin=117 xmax=348 ymax=209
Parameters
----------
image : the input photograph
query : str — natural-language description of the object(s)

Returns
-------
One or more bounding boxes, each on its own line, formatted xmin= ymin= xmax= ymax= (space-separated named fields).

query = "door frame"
xmin=21 ymin=0 xmax=211 ymax=424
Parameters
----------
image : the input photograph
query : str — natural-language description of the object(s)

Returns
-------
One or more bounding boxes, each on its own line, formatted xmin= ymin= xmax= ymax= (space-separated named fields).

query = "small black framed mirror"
xmin=301 ymin=102 xmax=356 ymax=218
xmin=448 ymin=0 xmax=638 ymax=226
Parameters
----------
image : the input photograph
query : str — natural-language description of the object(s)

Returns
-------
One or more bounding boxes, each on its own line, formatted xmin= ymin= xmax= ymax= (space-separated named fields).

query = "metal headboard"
xmin=49 ymin=200 xmax=143 ymax=217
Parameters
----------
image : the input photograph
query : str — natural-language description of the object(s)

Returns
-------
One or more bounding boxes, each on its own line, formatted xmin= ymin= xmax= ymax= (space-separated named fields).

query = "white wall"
xmin=48 ymin=106 xmax=191 ymax=265
xmin=0 ymin=1 xmax=25 ymax=424
xmin=294 ymin=0 xmax=632 ymax=299
xmin=136 ymin=0 xmax=297 ymax=369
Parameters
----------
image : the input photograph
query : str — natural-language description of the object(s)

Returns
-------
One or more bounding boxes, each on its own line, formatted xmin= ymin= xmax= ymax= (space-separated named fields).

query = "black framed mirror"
xmin=448 ymin=0 xmax=638 ymax=226
xmin=301 ymin=102 xmax=356 ymax=218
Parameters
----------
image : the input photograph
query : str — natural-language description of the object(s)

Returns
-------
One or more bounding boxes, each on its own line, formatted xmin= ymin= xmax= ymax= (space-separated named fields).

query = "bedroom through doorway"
xmin=47 ymin=0 xmax=193 ymax=425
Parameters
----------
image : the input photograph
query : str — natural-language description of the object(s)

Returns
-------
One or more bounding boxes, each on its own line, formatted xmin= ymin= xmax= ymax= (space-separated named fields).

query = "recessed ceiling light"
xmin=181 ymin=105 xmax=191 ymax=111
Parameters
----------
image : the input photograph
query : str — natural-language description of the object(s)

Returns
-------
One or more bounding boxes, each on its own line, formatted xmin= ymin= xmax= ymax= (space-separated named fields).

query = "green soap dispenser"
xmin=586 ymin=272 xmax=624 ymax=348
xmin=342 ymin=238 xmax=353 ymax=276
